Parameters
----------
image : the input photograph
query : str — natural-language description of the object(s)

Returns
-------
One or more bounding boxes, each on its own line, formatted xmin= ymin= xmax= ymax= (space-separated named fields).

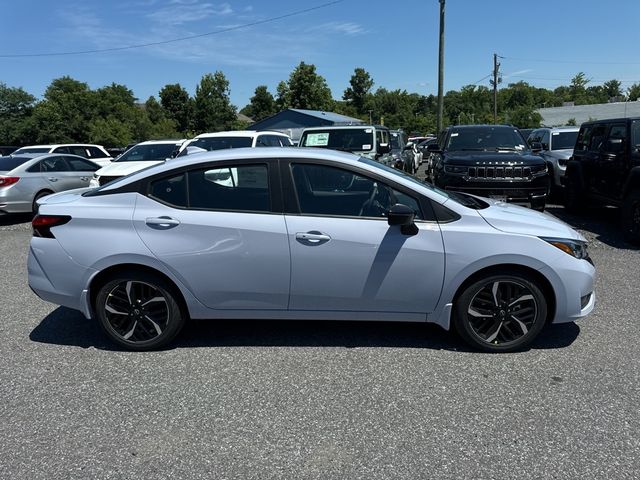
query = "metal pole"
xmin=493 ymin=53 xmax=498 ymax=124
xmin=436 ymin=0 xmax=445 ymax=133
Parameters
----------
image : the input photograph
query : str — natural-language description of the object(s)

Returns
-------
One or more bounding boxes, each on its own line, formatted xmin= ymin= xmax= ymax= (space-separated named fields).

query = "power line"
xmin=0 ymin=0 xmax=344 ymax=58
xmin=503 ymin=56 xmax=640 ymax=66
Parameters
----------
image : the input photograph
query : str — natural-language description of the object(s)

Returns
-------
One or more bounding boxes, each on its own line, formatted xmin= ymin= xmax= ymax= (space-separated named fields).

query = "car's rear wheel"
xmin=622 ymin=189 xmax=640 ymax=245
xmin=95 ymin=271 xmax=185 ymax=351
xmin=453 ymin=272 xmax=547 ymax=352
xmin=32 ymin=190 xmax=53 ymax=213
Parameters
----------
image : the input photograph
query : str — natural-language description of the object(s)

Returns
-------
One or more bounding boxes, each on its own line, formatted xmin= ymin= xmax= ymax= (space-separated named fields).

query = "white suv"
xmin=11 ymin=144 xmax=113 ymax=167
xmin=178 ymin=130 xmax=293 ymax=155
xmin=90 ymin=140 xmax=185 ymax=187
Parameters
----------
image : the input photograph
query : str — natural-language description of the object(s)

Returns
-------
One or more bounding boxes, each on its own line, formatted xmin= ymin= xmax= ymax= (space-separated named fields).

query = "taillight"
xmin=0 ymin=176 xmax=19 ymax=187
xmin=32 ymin=215 xmax=71 ymax=238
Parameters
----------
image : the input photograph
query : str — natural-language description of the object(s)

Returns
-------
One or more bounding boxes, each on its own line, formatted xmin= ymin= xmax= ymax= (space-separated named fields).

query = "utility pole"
xmin=436 ymin=0 xmax=445 ymax=133
xmin=492 ymin=53 xmax=501 ymax=124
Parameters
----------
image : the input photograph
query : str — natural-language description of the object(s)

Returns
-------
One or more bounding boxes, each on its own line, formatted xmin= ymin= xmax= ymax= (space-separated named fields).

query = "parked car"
xmin=417 ymin=137 xmax=438 ymax=177
xmin=527 ymin=126 xmax=579 ymax=192
xmin=29 ymin=148 xmax=595 ymax=353
xmin=0 ymin=154 xmax=99 ymax=214
xmin=518 ymin=128 xmax=535 ymax=141
xmin=0 ymin=146 xmax=19 ymax=156
xmin=298 ymin=125 xmax=392 ymax=165
xmin=178 ymin=130 xmax=293 ymax=156
xmin=429 ymin=125 xmax=548 ymax=210
xmin=564 ymin=117 xmax=640 ymax=243
xmin=390 ymin=130 xmax=419 ymax=174
xmin=90 ymin=140 xmax=185 ymax=187
xmin=11 ymin=144 xmax=113 ymax=167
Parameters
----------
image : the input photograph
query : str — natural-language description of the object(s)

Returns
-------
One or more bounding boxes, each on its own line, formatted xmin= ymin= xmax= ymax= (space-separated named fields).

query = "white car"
xmin=11 ymin=144 xmax=113 ymax=167
xmin=177 ymin=130 xmax=293 ymax=155
xmin=90 ymin=140 xmax=185 ymax=187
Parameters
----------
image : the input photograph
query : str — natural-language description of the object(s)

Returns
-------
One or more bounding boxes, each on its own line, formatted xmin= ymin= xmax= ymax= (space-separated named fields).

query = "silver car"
xmin=527 ymin=127 xmax=579 ymax=190
xmin=0 ymin=154 xmax=99 ymax=214
xmin=28 ymin=148 xmax=595 ymax=352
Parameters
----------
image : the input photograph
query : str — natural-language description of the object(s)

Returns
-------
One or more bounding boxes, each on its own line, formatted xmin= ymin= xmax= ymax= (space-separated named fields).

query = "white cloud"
xmin=146 ymin=2 xmax=233 ymax=25
xmin=318 ymin=22 xmax=366 ymax=36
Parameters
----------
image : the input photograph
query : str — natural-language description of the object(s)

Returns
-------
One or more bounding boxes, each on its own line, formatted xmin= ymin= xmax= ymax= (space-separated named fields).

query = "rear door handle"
xmin=145 ymin=216 xmax=180 ymax=229
xmin=80 ymin=176 xmax=89 ymax=181
xmin=295 ymin=231 xmax=331 ymax=245
xmin=48 ymin=177 xmax=58 ymax=182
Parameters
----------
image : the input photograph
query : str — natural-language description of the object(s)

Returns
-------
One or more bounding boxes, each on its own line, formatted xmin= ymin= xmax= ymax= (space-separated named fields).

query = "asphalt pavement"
xmin=0 ymin=207 xmax=638 ymax=480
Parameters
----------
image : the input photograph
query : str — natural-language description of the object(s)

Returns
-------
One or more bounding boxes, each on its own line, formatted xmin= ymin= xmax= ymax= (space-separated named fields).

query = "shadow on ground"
xmin=30 ymin=306 xmax=580 ymax=353
xmin=0 ymin=213 xmax=32 ymax=226
xmin=546 ymin=204 xmax=639 ymax=250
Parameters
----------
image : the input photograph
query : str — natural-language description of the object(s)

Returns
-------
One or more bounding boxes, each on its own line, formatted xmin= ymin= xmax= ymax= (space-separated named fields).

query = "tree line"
xmin=2 ymin=62 xmax=639 ymax=147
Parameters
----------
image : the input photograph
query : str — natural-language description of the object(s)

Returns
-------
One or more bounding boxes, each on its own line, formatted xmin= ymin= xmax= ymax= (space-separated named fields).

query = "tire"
xmin=564 ymin=174 xmax=584 ymax=213
xmin=32 ymin=190 xmax=52 ymax=214
xmin=94 ymin=270 xmax=186 ymax=351
xmin=453 ymin=271 xmax=547 ymax=353
xmin=622 ymin=189 xmax=640 ymax=245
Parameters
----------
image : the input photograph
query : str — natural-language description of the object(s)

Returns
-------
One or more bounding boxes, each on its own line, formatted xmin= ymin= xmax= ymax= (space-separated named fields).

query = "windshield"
xmin=13 ymin=147 xmax=50 ymax=155
xmin=390 ymin=135 xmax=402 ymax=150
xmin=0 ymin=156 xmax=32 ymax=171
xmin=190 ymin=137 xmax=253 ymax=151
xmin=551 ymin=131 xmax=579 ymax=150
xmin=300 ymin=128 xmax=374 ymax=152
xmin=115 ymin=143 xmax=178 ymax=162
xmin=446 ymin=126 xmax=527 ymax=152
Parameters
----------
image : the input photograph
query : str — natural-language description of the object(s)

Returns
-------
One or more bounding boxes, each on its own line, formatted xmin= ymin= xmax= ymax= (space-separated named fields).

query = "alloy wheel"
xmin=103 ymin=280 xmax=169 ymax=343
xmin=466 ymin=280 xmax=538 ymax=346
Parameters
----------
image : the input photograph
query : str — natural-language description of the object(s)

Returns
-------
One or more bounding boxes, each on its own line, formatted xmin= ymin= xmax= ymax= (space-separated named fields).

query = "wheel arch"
xmin=622 ymin=166 xmax=640 ymax=199
xmin=32 ymin=189 xmax=55 ymax=211
xmin=450 ymin=263 xmax=556 ymax=325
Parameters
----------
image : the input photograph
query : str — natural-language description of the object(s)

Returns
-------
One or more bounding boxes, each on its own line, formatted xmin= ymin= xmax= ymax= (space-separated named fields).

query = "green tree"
xmin=285 ymin=62 xmax=333 ymax=110
xmin=193 ymin=72 xmax=237 ymax=133
xmin=275 ymin=81 xmax=290 ymax=111
xmin=144 ymin=96 xmax=166 ymax=124
xmin=507 ymin=106 xmax=542 ymax=129
xmin=159 ymin=83 xmax=192 ymax=133
xmin=628 ymin=83 xmax=640 ymax=101
xmin=343 ymin=67 xmax=374 ymax=114
xmin=0 ymin=83 xmax=37 ymax=145
xmin=88 ymin=117 xmax=132 ymax=147
xmin=241 ymin=85 xmax=276 ymax=121
xmin=569 ymin=72 xmax=590 ymax=104
xmin=603 ymin=79 xmax=623 ymax=99
xmin=566 ymin=118 xmax=577 ymax=126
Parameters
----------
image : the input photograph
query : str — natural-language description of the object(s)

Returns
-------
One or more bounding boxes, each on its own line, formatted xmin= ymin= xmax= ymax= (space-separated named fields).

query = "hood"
xmin=444 ymin=150 xmax=544 ymax=166
xmin=477 ymin=198 xmax=585 ymax=241
xmin=96 ymin=160 xmax=164 ymax=177
xmin=544 ymin=149 xmax=573 ymax=160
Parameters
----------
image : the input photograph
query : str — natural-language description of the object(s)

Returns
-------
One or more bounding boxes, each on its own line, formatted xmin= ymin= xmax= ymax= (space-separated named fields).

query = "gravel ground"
xmin=0 ymin=207 xmax=638 ymax=480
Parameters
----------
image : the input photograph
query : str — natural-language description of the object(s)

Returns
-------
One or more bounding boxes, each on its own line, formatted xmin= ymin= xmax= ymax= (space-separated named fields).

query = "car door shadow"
xmin=30 ymin=307 xmax=580 ymax=352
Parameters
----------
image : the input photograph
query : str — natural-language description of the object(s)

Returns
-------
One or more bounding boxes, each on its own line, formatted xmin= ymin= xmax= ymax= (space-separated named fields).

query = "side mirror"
xmin=530 ymin=141 xmax=543 ymax=152
xmin=387 ymin=203 xmax=418 ymax=235
xmin=378 ymin=143 xmax=391 ymax=154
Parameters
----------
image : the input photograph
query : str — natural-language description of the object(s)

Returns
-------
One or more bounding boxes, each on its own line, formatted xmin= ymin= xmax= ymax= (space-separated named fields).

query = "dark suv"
xmin=564 ymin=117 xmax=640 ymax=243
xmin=429 ymin=125 xmax=548 ymax=210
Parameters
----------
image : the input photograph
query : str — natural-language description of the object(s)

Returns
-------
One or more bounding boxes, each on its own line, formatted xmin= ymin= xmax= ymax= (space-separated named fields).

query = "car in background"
xmin=527 ymin=126 xmax=579 ymax=192
xmin=564 ymin=117 xmax=640 ymax=243
xmin=0 ymin=153 xmax=99 ymax=214
xmin=29 ymin=147 xmax=594 ymax=353
xmin=390 ymin=130 xmax=419 ymax=174
xmin=90 ymin=140 xmax=185 ymax=187
xmin=178 ymin=130 xmax=293 ymax=155
xmin=416 ymin=137 xmax=438 ymax=178
xmin=518 ymin=128 xmax=534 ymax=141
xmin=429 ymin=125 xmax=548 ymax=210
xmin=298 ymin=125 xmax=392 ymax=165
xmin=11 ymin=144 xmax=113 ymax=167
xmin=0 ymin=146 xmax=19 ymax=156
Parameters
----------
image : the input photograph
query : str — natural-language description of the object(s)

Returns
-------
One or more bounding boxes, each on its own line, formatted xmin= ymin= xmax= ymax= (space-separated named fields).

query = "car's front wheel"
xmin=453 ymin=272 xmax=547 ymax=352
xmin=95 ymin=271 xmax=186 ymax=351
xmin=622 ymin=189 xmax=640 ymax=245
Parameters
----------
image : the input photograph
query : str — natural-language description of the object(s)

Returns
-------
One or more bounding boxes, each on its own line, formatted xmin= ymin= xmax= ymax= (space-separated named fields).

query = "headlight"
xmin=444 ymin=165 xmax=467 ymax=174
xmin=541 ymin=237 xmax=589 ymax=259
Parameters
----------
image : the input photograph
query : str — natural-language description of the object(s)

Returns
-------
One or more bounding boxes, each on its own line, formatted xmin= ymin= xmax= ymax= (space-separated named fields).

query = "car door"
xmin=40 ymin=156 xmax=79 ymax=192
xmin=284 ymin=160 xmax=445 ymax=314
xmin=586 ymin=123 xmax=608 ymax=195
xmin=597 ymin=123 xmax=628 ymax=200
xmin=65 ymin=156 xmax=99 ymax=187
xmin=132 ymin=161 xmax=291 ymax=310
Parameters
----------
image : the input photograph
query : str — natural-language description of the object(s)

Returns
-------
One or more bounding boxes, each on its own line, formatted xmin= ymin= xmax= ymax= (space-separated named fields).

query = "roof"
xmin=20 ymin=143 xmax=106 ymax=148
xmin=137 ymin=139 xmax=186 ymax=145
xmin=288 ymin=109 xmax=367 ymax=125
xmin=537 ymin=101 xmax=640 ymax=126
xmin=193 ymin=130 xmax=289 ymax=139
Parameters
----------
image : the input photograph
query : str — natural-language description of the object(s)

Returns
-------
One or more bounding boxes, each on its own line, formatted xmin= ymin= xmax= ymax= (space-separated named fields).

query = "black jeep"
xmin=428 ymin=125 xmax=548 ymax=210
xmin=564 ymin=117 xmax=640 ymax=243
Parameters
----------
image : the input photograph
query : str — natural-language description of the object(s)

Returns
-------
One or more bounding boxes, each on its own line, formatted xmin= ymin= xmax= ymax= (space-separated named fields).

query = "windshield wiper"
xmin=488 ymin=146 xmax=518 ymax=151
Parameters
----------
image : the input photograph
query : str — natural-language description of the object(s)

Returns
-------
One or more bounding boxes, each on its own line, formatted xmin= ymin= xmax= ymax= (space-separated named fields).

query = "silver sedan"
xmin=0 ymin=154 xmax=100 ymax=214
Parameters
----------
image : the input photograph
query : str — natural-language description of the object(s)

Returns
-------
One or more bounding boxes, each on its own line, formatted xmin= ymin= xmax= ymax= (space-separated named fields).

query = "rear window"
xmin=115 ymin=143 xmax=179 ymax=162
xmin=12 ymin=147 xmax=50 ymax=155
xmin=551 ymin=131 xmax=579 ymax=150
xmin=190 ymin=137 xmax=253 ymax=151
xmin=0 ymin=156 xmax=32 ymax=171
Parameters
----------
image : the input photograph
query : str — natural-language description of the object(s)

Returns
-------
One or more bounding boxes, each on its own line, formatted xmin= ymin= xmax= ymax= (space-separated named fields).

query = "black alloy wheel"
xmin=453 ymin=272 xmax=547 ymax=352
xmin=622 ymin=189 xmax=640 ymax=245
xmin=95 ymin=271 xmax=185 ymax=350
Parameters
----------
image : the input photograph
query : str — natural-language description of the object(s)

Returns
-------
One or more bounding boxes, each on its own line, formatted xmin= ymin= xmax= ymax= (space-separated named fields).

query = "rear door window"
xmin=41 ymin=157 xmax=71 ymax=172
xmin=66 ymin=157 xmax=100 ymax=171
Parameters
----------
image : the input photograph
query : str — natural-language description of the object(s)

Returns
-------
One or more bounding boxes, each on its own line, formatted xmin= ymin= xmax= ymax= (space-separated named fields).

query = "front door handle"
xmin=145 ymin=216 xmax=180 ymax=229
xmin=48 ymin=177 xmax=58 ymax=182
xmin=295 ymin=231 xmax=331 ymax=245
xmin=80 ymin=176 xmax=89 ymax=181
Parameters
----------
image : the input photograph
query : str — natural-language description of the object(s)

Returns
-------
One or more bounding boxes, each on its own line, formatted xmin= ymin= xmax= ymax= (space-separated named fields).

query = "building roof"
xmin=287 ymin=109 xmax=366 ymax=125
xmin=537 ymin=101 xmax=640 ymax=126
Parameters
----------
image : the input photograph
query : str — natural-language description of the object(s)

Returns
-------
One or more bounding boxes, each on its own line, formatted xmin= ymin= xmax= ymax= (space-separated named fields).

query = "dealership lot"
xmin=1 ymin=207 xmax=639 ymax=479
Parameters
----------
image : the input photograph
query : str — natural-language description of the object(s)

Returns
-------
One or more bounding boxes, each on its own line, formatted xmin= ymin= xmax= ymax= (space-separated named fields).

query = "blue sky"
xmin=2 ymin=0 xmax=640 ymax=108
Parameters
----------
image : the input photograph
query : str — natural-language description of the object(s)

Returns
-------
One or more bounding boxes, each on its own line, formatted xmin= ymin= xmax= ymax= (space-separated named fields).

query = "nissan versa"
xmin=28 ymin=148 xmax=595 ymax=352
